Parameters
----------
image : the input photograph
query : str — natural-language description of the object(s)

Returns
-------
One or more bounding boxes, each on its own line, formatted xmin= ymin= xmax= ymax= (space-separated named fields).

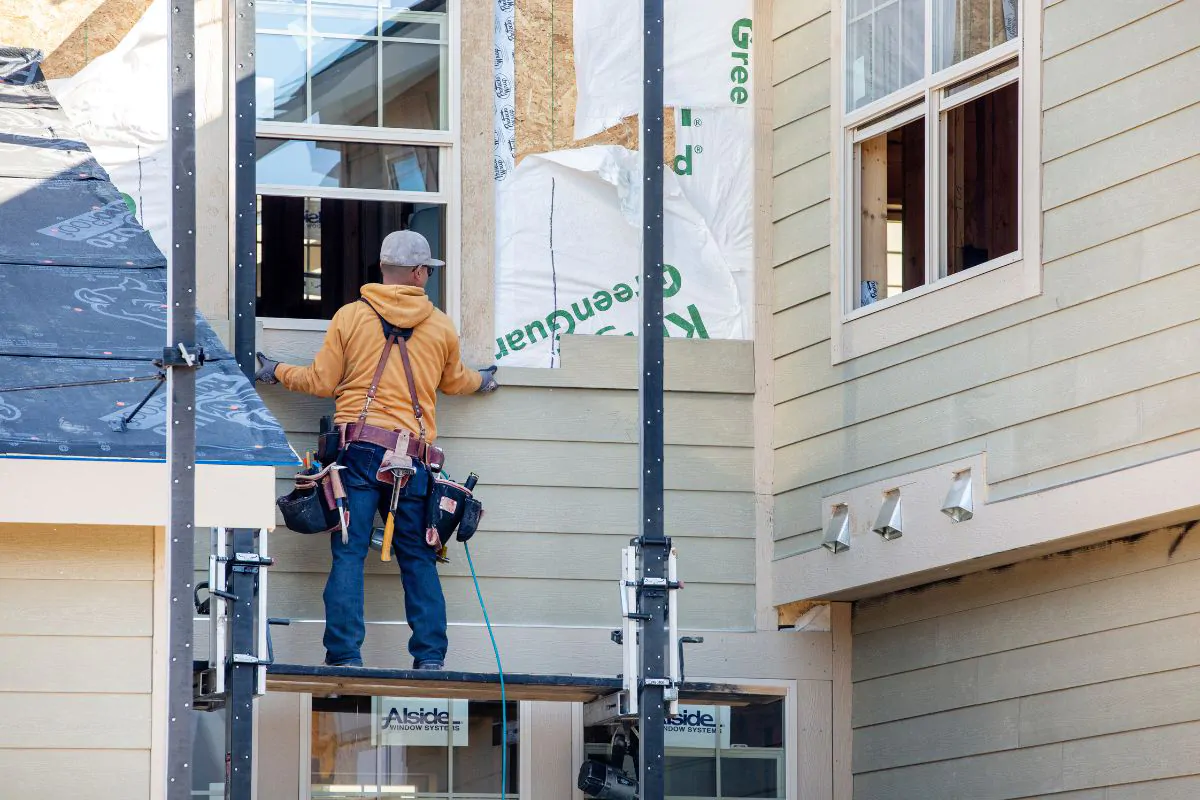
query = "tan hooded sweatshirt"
xmin=275 ymin=284 xmax=482 ymax=441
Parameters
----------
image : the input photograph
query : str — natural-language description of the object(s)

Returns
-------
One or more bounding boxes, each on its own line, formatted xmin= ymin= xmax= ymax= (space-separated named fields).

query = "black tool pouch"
xmin=277 ymin=463 xmax=346 ymax=535
xmin=423 ymin=477 xmax=483 ymax=548
xmin=457 ymin=497 xmax=484 ymax=543
xmin=316 ymin=415 xmax=341 ymax=465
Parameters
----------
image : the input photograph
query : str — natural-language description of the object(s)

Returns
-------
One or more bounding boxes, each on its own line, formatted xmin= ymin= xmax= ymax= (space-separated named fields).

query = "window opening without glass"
xmin=844 ymin=0 xmax=1021 ymax=311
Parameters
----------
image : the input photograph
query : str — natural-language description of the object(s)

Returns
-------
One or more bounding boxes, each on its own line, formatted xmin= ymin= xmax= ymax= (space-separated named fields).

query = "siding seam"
xmin=1043 ymin=150 xmax=1200 ymax=211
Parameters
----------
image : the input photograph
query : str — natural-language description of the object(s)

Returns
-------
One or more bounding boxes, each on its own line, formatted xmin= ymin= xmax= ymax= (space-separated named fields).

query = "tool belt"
xmin=340 ymin=421 xmax=445 ymax=476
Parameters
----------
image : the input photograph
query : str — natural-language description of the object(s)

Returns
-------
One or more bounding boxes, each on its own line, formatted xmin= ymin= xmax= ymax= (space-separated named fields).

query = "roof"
xmin=0 ymin=48 xmax=296 ymax=466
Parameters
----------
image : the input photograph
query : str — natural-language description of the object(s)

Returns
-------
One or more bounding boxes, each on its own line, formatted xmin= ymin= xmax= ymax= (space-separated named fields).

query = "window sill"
xmin=831 ymin=255 xmax=1039 ymax=364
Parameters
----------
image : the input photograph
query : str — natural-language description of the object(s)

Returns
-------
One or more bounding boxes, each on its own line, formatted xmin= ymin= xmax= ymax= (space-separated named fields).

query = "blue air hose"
xmin=464 ymin=540 xmax=506 ymax=798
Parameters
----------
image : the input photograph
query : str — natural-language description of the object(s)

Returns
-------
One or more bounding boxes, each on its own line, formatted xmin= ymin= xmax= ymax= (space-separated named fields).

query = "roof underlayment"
xmin=0 ymin=47 xmax=296 ymax=465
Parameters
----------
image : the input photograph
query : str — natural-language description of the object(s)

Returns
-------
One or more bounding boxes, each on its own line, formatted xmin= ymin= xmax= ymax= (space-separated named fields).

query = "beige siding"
xmin=850 ymin=526 xmax=1200 ymax=799
xmin=770 ymin=0 xmax=1200 ymax=552
xmin=0 ymin=524 xmax=155 ymax=800
xmin=253 ymin=334 xmax=757 ymax=667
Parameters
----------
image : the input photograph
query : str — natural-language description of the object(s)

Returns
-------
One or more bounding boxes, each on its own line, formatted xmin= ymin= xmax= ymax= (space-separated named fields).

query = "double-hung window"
xmin=255 ymin=0 xmax=456 ymax=320
xmin=840 ymin=0 xmax=1028 ymax=315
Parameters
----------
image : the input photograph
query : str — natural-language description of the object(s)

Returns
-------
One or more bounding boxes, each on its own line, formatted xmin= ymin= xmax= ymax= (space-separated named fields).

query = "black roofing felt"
xmin=0 ymin=49 xmax=297 ymax=465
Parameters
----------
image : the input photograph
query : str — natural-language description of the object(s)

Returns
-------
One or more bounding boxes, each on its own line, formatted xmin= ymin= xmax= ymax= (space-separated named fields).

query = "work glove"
xmin=255 ymin=351 xmax=279 ymax=384
xmin=478 ymin=365 xmax=499 ymax=393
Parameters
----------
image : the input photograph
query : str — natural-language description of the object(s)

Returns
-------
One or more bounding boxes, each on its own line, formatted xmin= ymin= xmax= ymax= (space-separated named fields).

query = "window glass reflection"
xmin=256 ymin=33 xmax=307 ymax=123
xmin=256 ymin=139 xmax=439 ymax=192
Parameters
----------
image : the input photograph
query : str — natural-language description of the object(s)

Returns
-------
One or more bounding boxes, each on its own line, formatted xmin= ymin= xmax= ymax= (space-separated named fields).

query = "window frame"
xmin=298 ymin=692 xmax=522 ymax=800
xmin=249 ymin=0 xmax=462 ymax=331
xmin=829 ymin=0 xmax=1042 ymax=363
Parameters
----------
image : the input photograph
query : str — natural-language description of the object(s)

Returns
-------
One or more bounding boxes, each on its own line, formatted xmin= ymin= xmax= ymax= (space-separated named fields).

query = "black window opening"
xmin=256 ymin=195 xmax=446 ymax=320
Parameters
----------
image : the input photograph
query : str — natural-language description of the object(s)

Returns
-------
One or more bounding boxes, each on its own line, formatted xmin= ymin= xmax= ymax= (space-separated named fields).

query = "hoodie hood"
xmin=360 ymin=283 xmax=435 ymax=328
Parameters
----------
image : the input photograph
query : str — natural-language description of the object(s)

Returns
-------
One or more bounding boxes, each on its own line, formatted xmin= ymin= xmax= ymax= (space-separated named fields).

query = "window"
xmin=583 ymin=700 xmax=786 ymax=799
xmin=843 ymin=0 xmax=1022 ymax=312
xmin=256 ymin=0 xmax=454 ymax=321
xmin=311 ymin=695 xmax=518 ymax=798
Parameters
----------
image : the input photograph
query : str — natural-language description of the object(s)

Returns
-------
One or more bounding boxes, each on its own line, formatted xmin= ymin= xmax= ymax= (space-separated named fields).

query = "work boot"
xmin=414 ymin=660 xmax=443 ymax=671
xmin=325 ymin=657 xmax=363 ymax=668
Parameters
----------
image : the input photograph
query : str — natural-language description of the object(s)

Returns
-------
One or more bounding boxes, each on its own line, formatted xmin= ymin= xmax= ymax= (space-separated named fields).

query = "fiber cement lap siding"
xmin=850 ymin=526 xmax=1200 ymax=799
xmin=770 ymin=0 xmax=1200 ymax=556
xmin=244 ymin=333 xmax=757 ymax=666
xmin=0 ymin=524 xmax=154 ymax=800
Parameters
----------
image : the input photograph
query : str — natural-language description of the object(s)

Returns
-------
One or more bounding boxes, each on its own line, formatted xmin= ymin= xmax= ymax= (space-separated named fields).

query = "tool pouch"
xmin=424 ymin=476 xmax=481 ymax=548
xmin=316 ymin=415 xmax=341 ymax=465
xmin=277 ymin=463 xmax=347 ymax=535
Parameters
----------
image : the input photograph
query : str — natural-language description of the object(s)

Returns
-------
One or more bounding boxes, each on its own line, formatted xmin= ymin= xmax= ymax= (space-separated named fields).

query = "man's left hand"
xmin=478 ymin=365 xmax=499 ymax=393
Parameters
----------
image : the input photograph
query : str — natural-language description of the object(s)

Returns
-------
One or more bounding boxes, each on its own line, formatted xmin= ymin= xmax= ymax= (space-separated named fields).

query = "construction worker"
xmin=255 ymin=230 xmax=498 ymax=670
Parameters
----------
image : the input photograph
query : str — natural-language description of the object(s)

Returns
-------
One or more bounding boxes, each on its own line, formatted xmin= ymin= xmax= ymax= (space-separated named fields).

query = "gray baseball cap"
xmin=380 ymin=230 xmax=444 ymax=268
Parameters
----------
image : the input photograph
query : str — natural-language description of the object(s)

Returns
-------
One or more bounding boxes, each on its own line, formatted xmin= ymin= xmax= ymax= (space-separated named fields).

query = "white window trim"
xmin=248 ymin=0 xmax=462 ymax=333
xmin=828 ymin=0 xmax=1042 ymax=364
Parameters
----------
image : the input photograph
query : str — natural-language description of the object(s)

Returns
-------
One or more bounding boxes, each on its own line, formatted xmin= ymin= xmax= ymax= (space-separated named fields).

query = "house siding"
xmin=850 ymin=525 xmax=1200 ymax=799
xmin=770 ymin=0 xmax=1200 ymax=555
xmin=0 ymin=523 xmax=154 ymax=800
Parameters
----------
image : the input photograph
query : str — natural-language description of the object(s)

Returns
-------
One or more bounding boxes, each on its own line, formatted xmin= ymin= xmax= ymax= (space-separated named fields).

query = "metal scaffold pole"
xmin=232 ymin=0 xmax=257 ymax=378
xmin=639 ymin=0 xmax=668 ymax=798
xmin=167 ymin=0 xmax=199 ymax=796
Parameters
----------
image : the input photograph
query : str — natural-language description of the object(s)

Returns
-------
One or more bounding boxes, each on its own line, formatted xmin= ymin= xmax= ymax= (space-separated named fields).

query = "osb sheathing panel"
xmin=0 ymin=0 xmax=152 ymax=79
xmin=514 ymin=0 xmax=675 ymax=164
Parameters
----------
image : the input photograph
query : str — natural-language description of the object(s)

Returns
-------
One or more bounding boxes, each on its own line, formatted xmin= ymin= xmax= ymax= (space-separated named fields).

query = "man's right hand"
xmin=477 ymin=365 xmax=499 ymax=393
xmin=255 ymin=351 xmax=280 ymax=384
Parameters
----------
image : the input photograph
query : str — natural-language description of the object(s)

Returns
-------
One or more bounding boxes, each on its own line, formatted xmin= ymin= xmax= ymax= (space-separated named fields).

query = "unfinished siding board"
xmin=0 ymin=694 xmax=152 ymax=749
xmin=0 ymin=524 xmax=153 ymax=581
xmin=773 ymin=295 xmax=831 ymax=358
xmin=0 ymin=749 xmax=150 ymax=800
xmin=854 ymin=699 xmax=1020 ymax=773
xmin=270 ymin=572 xmax=756 ymax=630
xmin=1044 ymin=154 xmax=1200 ymax=260
xmin=1061 ymin=721 xmax=1200 ymax=790
xmin=1106 ymin=775 xmax=1200 ymax=799
xmin=1042 ymin=47 xmax=1200 ymax=161
xmin=0 ymin=635 xmax=152 ymax=694
xmin=777 ymin=266 xmax=1200 ymax=439
xmin=774 ymin=310 xmax=1200 ymax=490
xmin=774 ymin=0 xmax=831 ymax=34
xmin=987 ymin=373 xmax=1200 ymax=483
xmin=773 ymin=108 xmax=832 ymax=176
xmin=868 ymin=558 xmax=1200 ymax=678
xmin=773 ymin=200 xmax=832 ymax=265
xmin=1042 ymin=0 xmax=1182 ymax=58
xmin=853 ymin=743 xmax=1065 ymax=800
xmin=773 ymin=153 xmax=832 ymax=221
xmin=0 ymin=578 xmax=152 ymax=637
xmin=1019 ymin=666 xmax=1200 ymax=747
xmin=851 ymin=533 xmax=1200 ymax=798
xmin=774 ymin=61 xmax=833 ymax=128
xmin=1043 ymin=101 xmax=1200 ymax=209
xmin=1042 ymin=0 xmax=1200 ymax=109
xmin=774 ymin=15 xmax=832 ymax=84
xmin=775 ymin=247 xmax=832 ymax=312
xmin=262 ymin=531 xmax=754 ymax=584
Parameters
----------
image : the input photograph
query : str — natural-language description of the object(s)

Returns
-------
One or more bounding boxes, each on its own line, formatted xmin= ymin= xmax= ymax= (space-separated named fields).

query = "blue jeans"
xmin=322 ymin=441 xmax=448 ymax=667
